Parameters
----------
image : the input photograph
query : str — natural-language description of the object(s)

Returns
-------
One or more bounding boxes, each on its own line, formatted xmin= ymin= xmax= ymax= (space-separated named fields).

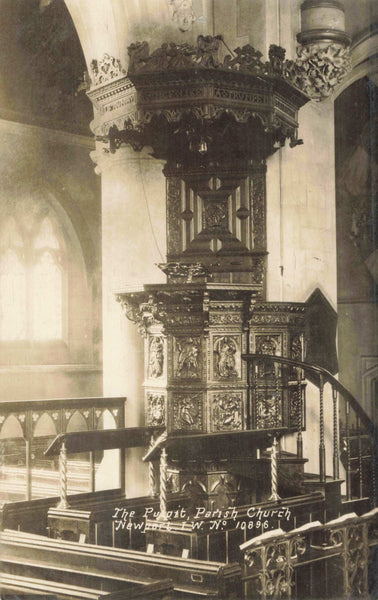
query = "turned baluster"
xmin=159 ymin=447 xmax=168 ymax=520
xmin=332 ymin=387 xmax=340 ymax=480
xmin=148 ymin=435 xmax=157 ymax=497
xmin=269 ymin=436 xmax=280 ymax=501
xmin=345 ymin=400 xmax=352 ymax=501
xmin=58 ymin=441 xmax=69 ymax=509
xmin=319 ymin=374 xmax=326 ymax=483
xmin=297 ymin=367 xmax=303 ymax=458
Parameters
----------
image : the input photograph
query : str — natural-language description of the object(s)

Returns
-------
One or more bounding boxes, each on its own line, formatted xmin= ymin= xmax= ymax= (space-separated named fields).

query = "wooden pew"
xmin=0 ymin=529 xmax=242 ymax=598
xmin=47 ymin=492 xmax=189 ymax=550
xmin=0 ymin=488 xmax=123 ymax=536
xmin=0 ymin=573 xmax=174 ymax=600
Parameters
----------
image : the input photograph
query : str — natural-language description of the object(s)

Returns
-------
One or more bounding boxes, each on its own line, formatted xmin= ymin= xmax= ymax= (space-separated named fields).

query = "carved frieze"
xmin=148 ymin=336 xmax=165 ymax=379
xmin=213 ymin=336 xmax=240 ymax=379
xmin=175 ymin=337 xmax=201 ymax=378
xmin=172 ymin=394 xmax=203 ymax=431
xmin=249 ymin=303 xmax=306 ymax=326
xmin=211 ymin=392 xmax=243 ymax=432
xmin=146 ymin=393 xmax=166 ymax=427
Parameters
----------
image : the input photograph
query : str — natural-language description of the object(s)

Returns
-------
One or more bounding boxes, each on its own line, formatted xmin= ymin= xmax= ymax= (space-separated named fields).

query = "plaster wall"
xmin=0 ymin=120 xmax=102 ymax=401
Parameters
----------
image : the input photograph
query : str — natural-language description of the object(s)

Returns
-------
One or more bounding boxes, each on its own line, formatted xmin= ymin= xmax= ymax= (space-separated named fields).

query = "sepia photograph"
xmin=0 ymin=0 xmax=377 ymax=598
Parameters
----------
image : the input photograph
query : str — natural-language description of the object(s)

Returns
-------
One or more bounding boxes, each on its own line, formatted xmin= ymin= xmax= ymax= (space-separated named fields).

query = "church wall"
xmin=0 ymin=119 xmax=102 ymax=402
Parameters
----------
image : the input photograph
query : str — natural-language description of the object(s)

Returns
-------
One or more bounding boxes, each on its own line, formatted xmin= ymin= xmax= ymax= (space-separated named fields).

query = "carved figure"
xmin=196 ymin=35 xmax=222 ymax=68
xmin=268 ymin=44 xmax=286 ymax=75
xmin=176 ymin=338 xmax=200 ymax=378
xmin=166 ymin=42 xmax=196 ymax=69
xmin=174 ymin=395 xmax=201 ymax=431
xmin=213 ymin=393 xmax=242 ymax=430
xmin=169 ymin=0 xmax=196 ymax=33
xmin=224 ymin=45 xmax=265 ymax=74
xmin=127 ymin=41 xmax=149 ymax=74
xmin=144 ymin=43 xmax=169 ymax=72
xmin=215 ymin=337 xmax=238 ymax=378
xmin=148 ymin=336 xmax=164 ymax=378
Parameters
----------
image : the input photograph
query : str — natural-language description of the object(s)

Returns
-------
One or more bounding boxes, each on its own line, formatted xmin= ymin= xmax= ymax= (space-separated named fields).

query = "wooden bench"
xmin=0 ymin=529 xmax=242 ymax=598
xmin=0 ymin=572 xmax=173 ymax=599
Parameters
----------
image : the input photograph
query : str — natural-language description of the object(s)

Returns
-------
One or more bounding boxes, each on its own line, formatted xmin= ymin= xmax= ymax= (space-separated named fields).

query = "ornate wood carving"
xmin=146 ymin=393 xmax=166 ymax=427
xmin=213 ymin=336 xmax=240 ymax=379
xmin=148 ymin=336 xmax=165 ymax=379
xmin=175 ymin=337 xmax=201 ymax=379
xmin=211 ymin=393 xmax=243 ymax=432
xmin=172 ymin=394 xmax=203 ymax=431
xmin=255 ymin=392 xmax=282 ymax=429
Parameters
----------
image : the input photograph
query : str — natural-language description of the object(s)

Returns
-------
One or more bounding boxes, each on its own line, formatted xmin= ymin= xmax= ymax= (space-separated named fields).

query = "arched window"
xmin=0 ymin=202 xmax=66 ymax=342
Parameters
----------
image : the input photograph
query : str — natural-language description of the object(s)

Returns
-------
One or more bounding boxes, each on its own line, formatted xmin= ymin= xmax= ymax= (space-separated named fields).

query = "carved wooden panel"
xmin=212 ymin=335 xmax=241 ymax=380
xmin=173 ymin=336 xmax=202 ymax=379
xmin=171 ymin=393 xmax=203 ymax=432
xmin=210 ymin=392 xmax=244 ymax=432
xmin=147 ymin=335 xmax=165 ymax=380
xmin=145 ymin=392 xmax=166 ymax=427
xmin=254 ymin=390 xmax=283 ymax=429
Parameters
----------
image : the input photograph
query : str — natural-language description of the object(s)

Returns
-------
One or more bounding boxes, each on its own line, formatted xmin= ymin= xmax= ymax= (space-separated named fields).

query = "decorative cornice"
xmin=86 ymin=38 xmax=310 ymax=148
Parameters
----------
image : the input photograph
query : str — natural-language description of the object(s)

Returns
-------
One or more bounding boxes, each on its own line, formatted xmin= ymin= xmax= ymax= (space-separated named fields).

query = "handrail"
xmin=242 ymin=353 xmax=373 ymax=428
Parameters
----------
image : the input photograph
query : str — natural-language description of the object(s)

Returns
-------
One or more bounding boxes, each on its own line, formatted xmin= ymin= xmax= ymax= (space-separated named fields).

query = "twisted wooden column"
xmin=58 ymin=441 xmax=69 ymax=509
xmin=319 ymin=374 xmax=326 ymax=483
xmin=297 ymin=367 xmax=303 ymax=458
xmin=0 ymin=438 xmax=4 ymax=476
xmin=345 ymin=400 xmax=352 ymax=501
xmin=332 ymin=387 xmax=340 ymax=480
xmin=159 ymin=447 xmax=168 ymax=520
xmin=269 ymin=437 xmax=280 ymax=501
xmin=148 ymin=435 xmax=157 ymax=497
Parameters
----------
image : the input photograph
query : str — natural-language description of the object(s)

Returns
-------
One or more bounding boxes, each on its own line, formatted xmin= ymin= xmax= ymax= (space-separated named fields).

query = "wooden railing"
xmin=241 ymin=508 xmax=378 ymax=599
xmin=242 ymin=354 xmax=376 ymax=505
xmin=0 ymin=396 xmax=126 ymax=502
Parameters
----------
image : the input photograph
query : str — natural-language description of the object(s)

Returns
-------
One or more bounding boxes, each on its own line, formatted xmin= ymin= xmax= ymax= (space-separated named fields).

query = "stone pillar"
xmin=92 ymin=145 xmax=165 ymax=496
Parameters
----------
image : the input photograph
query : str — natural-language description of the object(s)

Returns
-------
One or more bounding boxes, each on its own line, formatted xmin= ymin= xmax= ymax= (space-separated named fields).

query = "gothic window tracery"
xmin=0 ymin=202 xmax=66 ymax=342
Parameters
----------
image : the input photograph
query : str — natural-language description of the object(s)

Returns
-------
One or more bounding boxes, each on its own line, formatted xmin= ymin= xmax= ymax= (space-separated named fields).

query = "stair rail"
xmin=242 ymin=354 xmax=376 ymax=506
